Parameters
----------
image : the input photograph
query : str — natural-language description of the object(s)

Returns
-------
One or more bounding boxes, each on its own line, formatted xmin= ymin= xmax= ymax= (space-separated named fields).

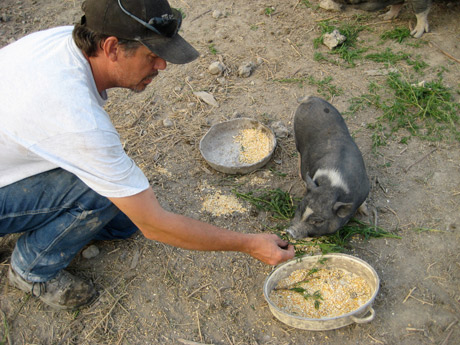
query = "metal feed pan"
xmin=263 ymin=253 xmax=380 ymax=331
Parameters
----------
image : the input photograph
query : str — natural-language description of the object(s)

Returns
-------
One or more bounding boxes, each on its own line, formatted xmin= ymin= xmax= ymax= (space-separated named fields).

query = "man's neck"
xmin=84 ymin=52 xmax=113 ymax=94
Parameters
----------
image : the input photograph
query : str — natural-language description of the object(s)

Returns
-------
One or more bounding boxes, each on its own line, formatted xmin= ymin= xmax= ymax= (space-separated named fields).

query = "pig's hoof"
xmin=410 ymin=24 xmax=429 ymax=38
xmin=357 ymin=202 xmax=369 ymax=217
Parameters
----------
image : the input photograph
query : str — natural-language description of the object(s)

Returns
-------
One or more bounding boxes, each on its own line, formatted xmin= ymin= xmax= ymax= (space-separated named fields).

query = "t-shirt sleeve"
xmin=30 ymin=129 xmax=150 ymax=198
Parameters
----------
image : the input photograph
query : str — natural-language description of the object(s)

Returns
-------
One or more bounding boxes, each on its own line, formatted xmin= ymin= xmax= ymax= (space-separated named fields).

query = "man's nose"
xmin=153 ymin=57 xmax=167 ymax=70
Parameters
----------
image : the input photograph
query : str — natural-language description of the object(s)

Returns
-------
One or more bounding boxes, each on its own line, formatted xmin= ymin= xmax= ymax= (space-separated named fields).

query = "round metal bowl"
xmin=263 ymin=253 xmax=379 ymax=331
xmin=199 ymin=118 xmax=276 ymax=174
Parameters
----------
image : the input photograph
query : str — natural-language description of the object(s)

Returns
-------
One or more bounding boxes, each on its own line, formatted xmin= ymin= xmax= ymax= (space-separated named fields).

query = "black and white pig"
xmin=286 ymin=96 xmax=370 ymax=239
xmin=335 ymin=0 xmax=432 ymax=38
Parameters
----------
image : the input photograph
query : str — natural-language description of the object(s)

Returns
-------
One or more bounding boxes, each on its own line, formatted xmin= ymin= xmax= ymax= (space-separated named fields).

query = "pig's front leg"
xmin=411 ymin=8 xmax=430 ymax=37
xmin=381 ymin=3 xmax=403 ymax=19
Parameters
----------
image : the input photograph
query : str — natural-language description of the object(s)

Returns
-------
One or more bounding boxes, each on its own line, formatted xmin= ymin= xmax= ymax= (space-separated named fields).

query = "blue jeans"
xmin=0 ymin=169 xmax=138 ymax=282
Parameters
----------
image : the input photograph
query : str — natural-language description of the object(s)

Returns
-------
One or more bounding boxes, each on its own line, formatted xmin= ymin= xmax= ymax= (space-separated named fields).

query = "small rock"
xmin=208 ymin=61 xmax=226 ymax=75
xmin=82 ymin=245 xmax=100 ymax=259
xmin=319 ymin=0 xmax=342 ymax=11
xmin=323 ymin=29 xmax=346 ymax=49
xmin=212 ymin=9 xmax=223 ymax=19
xmin=271 ymin=121 xmax=290 ymax=139
xmin=193 ymin=91 xmax=219 ymax=107
xmin=163 ymin=118 xmax=174 ymax=128
xmin=238 ymin=62 xmax=255 ymax=78
xmin=216 ymin=77 xmax=226 ymax=85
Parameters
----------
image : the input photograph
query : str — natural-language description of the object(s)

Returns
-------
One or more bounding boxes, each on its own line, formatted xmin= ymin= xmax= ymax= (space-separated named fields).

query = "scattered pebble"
xmin=271 ymin=121 xmax=290 ymax=139
xmin=82 ymin=245 xmax=99 ymax=259
xmin=193 ymin=91 xmax=219 ymax=107
xmin=212 ymin=9 xmax=223 ymax=19
xmin=238 ymin=62 xmax=255 ymax=78
xmin=163 ymin=118 xmax=174 ymax=128
xmin=216 ymin=77 xmax=226 ymax=85
xmin=323 ymin=29 xmax=346 ymax=49
xmin=208 ymin=61 xmax=226 ymax=75
xmin=319 ymin=0 xmax=342 ymax=11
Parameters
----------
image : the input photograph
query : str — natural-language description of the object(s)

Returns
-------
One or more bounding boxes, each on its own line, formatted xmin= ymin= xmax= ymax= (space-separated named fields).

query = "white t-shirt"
xmin=0 ymin=26 xmax=150 ymax=197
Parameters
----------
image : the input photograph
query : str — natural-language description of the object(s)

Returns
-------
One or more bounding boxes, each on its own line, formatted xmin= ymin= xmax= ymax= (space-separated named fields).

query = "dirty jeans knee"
xmin=0 ymin=168 xmax=138 ymax=282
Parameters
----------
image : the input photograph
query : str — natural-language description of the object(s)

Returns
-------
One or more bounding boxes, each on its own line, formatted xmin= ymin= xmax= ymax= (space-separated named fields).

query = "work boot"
xmin=8 ymin=266 xmax=97 ymax=310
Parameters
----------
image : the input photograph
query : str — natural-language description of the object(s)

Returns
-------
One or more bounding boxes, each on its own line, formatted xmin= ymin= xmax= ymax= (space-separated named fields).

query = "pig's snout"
xmin=286 ymin=226 xmax=307 ymax=240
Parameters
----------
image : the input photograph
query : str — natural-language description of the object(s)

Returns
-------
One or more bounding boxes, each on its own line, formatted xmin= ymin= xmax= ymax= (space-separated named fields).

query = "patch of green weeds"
xmin=208 ymin=43 xmax=218 ymax=55
xmin=412 ymin=227 xmax=443 ymax=233
xmin=367 ymin=121 xmax=390 ymax=150
xmin=273 ymin=77 xmax=307 ymax=88
xmin=264 ymin=6 xmax=275 ymax=16
xmin=313 ymin=52 xmax=330 ymax=63
xmin=282 ymin=219 xmax=401 ymax=254
xmin=365 ymin=48 xmax=428 ymax=73
xmin=233 ymin=188 xmax=298 ymax=220
xmin=314 ymin=19 xmax=368 ymax=67
xmin=351 ymin=72 xmax=460 ymax=146
xmin=380 ymin=27 xmax=411 ymax=43
xmin=294 ymin=288 xmax=323 ymax=309
xmin=269 ymin=168 xmax=288 ymax=177
xmin=307 ymin=75 xmax=343 ymax=99
xmin=365 ymin=48 xmax=411 ymax=64
xmin=1 ymin=315 xmax=9 ymax=345
xmin=406 ymin=55 xmax=429 ymax=73
xmin=406 ymin=39 xmax=429 ymax=48
xmin=326 ymin=218 xmax=401 ymax=249
xmin=301 ymin=0 xmax=318 ymax=9
xmin=274 ymin=258 xmax=328 ymax=308
xmin=273 ymin=75 xmax=342 ymax=100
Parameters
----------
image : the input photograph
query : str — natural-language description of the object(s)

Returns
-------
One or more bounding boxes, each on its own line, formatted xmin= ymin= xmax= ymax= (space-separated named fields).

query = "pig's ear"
xmin=333 ymin=202 xmax=353 ymax=218
xmin=304 ymin=175 xmax=318 ymax=191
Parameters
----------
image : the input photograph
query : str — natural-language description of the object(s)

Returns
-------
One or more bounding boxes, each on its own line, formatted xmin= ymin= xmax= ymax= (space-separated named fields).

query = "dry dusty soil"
xmin=1 ymin=0 xmax=460 ymax=344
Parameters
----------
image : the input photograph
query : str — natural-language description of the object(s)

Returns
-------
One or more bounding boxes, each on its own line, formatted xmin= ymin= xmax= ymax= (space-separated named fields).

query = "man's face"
xmin=114 ymin=44 xmax=167 ymax=92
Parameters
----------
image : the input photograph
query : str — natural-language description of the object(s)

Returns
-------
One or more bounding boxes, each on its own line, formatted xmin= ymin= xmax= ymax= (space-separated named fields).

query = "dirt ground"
xmin=1 ymin=0 xmax=459 ymax=344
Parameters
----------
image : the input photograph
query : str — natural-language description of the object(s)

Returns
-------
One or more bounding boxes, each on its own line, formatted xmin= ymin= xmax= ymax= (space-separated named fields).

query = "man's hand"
xmin=109 ymin=187 xmax=295 ymax=265
xmin=245 ymin=233 xmax=295 ymax=265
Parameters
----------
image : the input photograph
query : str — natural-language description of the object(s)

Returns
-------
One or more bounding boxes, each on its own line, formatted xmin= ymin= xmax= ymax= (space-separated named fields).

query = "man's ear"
xmin=101 ymin=36 xmax=120 ymax=62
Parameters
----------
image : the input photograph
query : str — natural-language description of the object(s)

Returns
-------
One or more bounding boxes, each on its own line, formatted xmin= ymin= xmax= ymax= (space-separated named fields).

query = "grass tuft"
xmin=236 ymin=188 xmax=400 ymax=254
xmin=380 ymin=27 xmax=411 ymax=43
xmin=233 ymin=188 xmax=297 ymax=220
xmin=350 ymin=72 xmax=460 ymax=149
xmin=273 ymin=75 xmax=342 ymax=100
xmin=276 ymin=218 xmax=401 ymax=255
xmin=314 ymin=20 xmax=368 ymax=66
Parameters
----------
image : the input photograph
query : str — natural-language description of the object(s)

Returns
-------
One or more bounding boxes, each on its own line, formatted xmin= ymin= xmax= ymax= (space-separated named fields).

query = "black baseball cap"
xmin=81 ymin=0 xmax=199 ymax=64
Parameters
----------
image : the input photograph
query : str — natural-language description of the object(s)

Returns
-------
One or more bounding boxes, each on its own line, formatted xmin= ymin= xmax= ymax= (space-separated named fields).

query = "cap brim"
xmin=140 ymin=33 xmax=199 ymax=64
